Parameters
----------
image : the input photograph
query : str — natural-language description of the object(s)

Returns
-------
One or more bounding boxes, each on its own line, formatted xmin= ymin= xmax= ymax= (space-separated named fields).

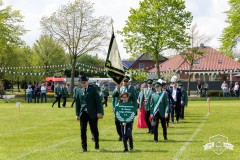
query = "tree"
xmin=33 ymin=35 xmax=67 ymax=73
xmin=220 ymin=0 xmax=240 ymax=58
xmin=180 ymin=24 xmax=210 ymax=96
xmin=0 ymin=1 xmax=26 ymax=86
xmin=120 ymin=0 xmax=192 ymax=78
xmin=40 ymin=0 xmax=110 ymax=95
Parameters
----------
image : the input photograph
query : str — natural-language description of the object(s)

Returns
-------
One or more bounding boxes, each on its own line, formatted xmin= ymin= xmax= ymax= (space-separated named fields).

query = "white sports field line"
xmin=172 ymin=112 xmax=210 ymax=160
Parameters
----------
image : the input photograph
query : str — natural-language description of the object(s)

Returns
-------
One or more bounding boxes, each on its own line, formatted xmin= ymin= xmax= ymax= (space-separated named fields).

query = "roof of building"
xmin=149 ymin=46 xmax=240 ymax=72
xmin=122 ymin=61 xmax=135 ymax=70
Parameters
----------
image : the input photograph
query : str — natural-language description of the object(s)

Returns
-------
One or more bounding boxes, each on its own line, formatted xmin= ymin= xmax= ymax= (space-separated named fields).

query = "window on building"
xmin=139 ymin=63 xmax=145 ymax=70
xmin=218 ymin=60 xmax=222 ymax=64
xmin=193 ymin=60 xmax=199 ymax=64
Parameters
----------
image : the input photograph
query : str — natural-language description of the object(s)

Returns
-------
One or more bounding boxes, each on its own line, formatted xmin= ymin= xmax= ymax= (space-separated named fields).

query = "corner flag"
xmin=105 ymin=32 xmax=125 ymax=84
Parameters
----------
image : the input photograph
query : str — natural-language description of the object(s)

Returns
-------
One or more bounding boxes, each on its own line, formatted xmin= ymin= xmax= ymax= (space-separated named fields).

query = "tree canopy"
xmin=120 ymin=0 xmax=192 ymax=78
xmin=220 ymin=0 xmax=240 ymax=58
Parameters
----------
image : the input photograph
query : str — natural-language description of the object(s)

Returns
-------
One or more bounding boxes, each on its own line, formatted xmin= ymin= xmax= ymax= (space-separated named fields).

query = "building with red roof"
xmin=148 ymin=45 xmax=240 ymax=81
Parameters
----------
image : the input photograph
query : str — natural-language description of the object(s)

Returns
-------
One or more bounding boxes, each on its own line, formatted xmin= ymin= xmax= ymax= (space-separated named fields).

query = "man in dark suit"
xmin=169 ymin=76 xmax=182 ymax=124
xmin=75 ymin=75 xmax=103 ymax=152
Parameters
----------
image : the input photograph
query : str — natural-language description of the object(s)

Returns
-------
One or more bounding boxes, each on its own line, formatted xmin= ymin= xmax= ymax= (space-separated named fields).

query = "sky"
xmin=3 ymin=0 xmax=230 ymax=59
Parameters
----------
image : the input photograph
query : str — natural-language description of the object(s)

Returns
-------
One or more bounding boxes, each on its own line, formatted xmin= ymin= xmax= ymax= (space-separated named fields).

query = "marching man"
xmin=150 ymin=81 xmax=169 ymax=142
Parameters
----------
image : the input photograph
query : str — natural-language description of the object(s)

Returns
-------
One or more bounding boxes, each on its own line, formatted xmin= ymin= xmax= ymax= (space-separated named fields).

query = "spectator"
xmin=221 ymin=81 xmax=228 ymax=97
xmin=234 ymin=82 xmax=239 ymax=97
xmin=26 ymin=85 xmax=33 ymax=103
xmin=229 ymin=81 xmax=234 ymax=97
xmin=203 ymin=81 xmax=209 ymax=97
xmin=196 ymin=80 xmax=202 ymax=97
xmin=40 ymin=83 xmax=47 ymax=103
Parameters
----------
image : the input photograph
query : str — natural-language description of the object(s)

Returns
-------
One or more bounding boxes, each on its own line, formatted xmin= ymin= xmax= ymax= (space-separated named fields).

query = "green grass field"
xmin=0 ymin=98 xmax=240 ymax=160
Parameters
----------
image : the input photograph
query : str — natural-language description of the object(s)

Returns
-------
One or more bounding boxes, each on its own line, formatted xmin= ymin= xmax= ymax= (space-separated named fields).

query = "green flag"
xmin=105 ymin=32 xmax=125 ymax=84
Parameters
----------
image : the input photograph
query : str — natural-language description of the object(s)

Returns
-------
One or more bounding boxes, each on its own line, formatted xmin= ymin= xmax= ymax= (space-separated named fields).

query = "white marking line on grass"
xmin=9 ymin=125 xmax=115 ymax=160
xmin=173 ymin=113 xmax=210 ymax=160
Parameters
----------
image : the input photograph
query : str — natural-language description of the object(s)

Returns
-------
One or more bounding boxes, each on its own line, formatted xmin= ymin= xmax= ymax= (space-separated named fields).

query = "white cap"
xmin=171 ymin=75 xmax=179 ymax=83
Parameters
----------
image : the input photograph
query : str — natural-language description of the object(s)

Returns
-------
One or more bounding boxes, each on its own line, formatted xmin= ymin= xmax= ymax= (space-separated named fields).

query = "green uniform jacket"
xmin=112 ymin=85 xmax=137 ymax=109
xmin=61 ymin=86 xmax=68 ymax=97
xmin=101 ymin=87 xmax=109 ymax=97
xmin=75 ymin=84 xmax=103 ymax=119
xmin=181 ymin=89 xmax=188 ymax=106
xmin=138 ymin=90 xmax=144 ymax=109
xmin=143 ymin=87 xmax=156 ymax=111
xmin=54 ymin=86 xmax=62 ymax=97
xmin=150 ymin=92 xmax=169 ymax=118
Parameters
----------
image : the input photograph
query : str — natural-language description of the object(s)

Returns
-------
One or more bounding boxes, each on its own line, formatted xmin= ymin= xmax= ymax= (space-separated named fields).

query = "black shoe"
xmin=154 ymin=139 xmax=158 ymax=142
xmin=130 ymin=147 xmax=133 ymax=150
xmin=95 ymin=144 xmax=99 ymax=150
xmin=118 ymin=137 xmax=122 ymax=141
xmin=52 ymin=104 xmax=54 ymax=108
xmin=81 ymin=148 xmax=87 ymax=152
xmin=164 ymin=136 xmax=168 ymax=140
xmin=123 ymin=149 xmax=128 ymax=152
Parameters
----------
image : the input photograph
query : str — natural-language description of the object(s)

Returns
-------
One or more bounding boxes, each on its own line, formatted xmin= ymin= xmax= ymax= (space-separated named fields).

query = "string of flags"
xmin=1 ymin=62 xmax=239 ymax=77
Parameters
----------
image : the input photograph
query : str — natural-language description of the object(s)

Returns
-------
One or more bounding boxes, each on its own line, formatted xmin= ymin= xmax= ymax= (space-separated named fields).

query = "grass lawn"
xmin=0 ymin=98 xmax=239 ymax=160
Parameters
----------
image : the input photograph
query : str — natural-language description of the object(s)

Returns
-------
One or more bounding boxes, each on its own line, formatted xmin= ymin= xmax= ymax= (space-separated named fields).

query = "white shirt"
xmin=172 ymin=87 xmax=177 ymax=102
xmin=41 ymin=86 xmax=47 ymax=93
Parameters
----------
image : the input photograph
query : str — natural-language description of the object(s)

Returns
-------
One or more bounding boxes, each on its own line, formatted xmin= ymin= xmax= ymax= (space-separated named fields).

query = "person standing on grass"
xmin=61 ymin=83 xmax=68 ymax=107
xmin=179 ymin=83 xmax=188 ymax=120
xmin=221 ymin=81 xmax=228 ymax=97
xmin=26 ymin=85 xmax=33 ymax=103
xmin=112 ymin=76 xmax=137 ymax=141
xmin=101 ymin=84 xmax=109 ymax=107
xmin=52 ymin=83 xmax=62 ymax=108
xmin=71 ymin=84 xmax=79 ymax=108
xmin=162 ymin=81 xmax=174 ymax=127
xmin=203 ymin=81 xmax=209 ymax=97
xmin=169 ymin=76 xmax=182 ymax=124
xmin=115 ymin=92 xmax=135 ymax=152
xmin=234 ymin=82 xmax=239 ymax=97
xmin=150 ymin=81 xmax=169 ymax=142
xmin=40 ymin=83 xmax=47 ymax=103
xmin=137 ymin=83 xmax=148 ymax=128
xmin=75 ymin=75 xmax=103 ymax=152
xmin=143 ymin=79 xmax=156 ymax=134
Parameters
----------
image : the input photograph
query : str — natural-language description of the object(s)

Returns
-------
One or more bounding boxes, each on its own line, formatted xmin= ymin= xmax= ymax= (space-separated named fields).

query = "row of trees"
xmin=1 ymin=0 xmax=238 ymax=95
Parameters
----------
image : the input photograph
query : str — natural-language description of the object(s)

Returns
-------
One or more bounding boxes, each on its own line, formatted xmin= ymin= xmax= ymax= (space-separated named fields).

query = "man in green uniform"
xmin=150 ymin=81 xmax=169 ymax=142
xmin=75 ymin=75 xmax=103 ymax=152
xmin=52 ymin=83 xmax=62 ymax=108
xmin=143 ymin=79 xmax=156 ymax=133
xmin=61 ymin=83 xmax=68 ymax=107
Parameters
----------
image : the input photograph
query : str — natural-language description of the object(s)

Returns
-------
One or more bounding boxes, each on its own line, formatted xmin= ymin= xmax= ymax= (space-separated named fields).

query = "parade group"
xmin=25 ymin=75 xmax=188 ymax=153
xmin=73 ymin=75 xmax=188 ymax=152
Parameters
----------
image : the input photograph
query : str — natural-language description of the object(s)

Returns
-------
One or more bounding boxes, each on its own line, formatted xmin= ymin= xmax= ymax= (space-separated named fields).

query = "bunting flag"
xmin=105 ymin=31 xmax=125 ymax=84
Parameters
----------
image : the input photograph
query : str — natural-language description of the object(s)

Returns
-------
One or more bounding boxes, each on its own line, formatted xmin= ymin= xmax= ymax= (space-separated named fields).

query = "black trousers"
xmin=115 ymin=117 xmax=122 ymax=138
xmin=62 ymin=97 xmax=67 ymax=107
xmin=180 ymin=104 xmax=185 ymax=119
xmin=102 ymin=96 xmax=108 ymax=107
xmin=166 ymin=104 xmax=173 ymax=124
xmin=121 ymin=122 xmax=133 ymax=150
xmin=145 ymin=110 xmax=152 ymax=131
xmin=80 ymin=111 xmax=99 ymax=150
xmin=52 ymin=96 xmax=61 ymax=107
xmin=171 ymin=102 xmax=181 ymax=122
xmin=153 ymin=112 xmax=167 ymax=141
xmin=71 ymin=99 xmax=75 ymax=107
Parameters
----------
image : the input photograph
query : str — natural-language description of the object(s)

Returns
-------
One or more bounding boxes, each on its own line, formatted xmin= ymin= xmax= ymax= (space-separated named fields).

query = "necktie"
xmin=84 ymin=88 xmax=87 ymax=95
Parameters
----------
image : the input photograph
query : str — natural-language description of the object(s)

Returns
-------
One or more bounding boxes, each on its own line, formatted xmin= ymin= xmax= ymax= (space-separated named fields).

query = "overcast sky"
xmin=3 ymin=0 xmax=230 ymax=59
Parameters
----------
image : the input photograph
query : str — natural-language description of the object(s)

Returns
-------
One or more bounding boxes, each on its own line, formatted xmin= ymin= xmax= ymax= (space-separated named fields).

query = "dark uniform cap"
xmin=79 ymin=75 xmax=89 ymax=82
xmin=124 ymin=75 xmax=130 ymax=81
xmin=147 ymin=79 xmax=153 ymax=84
xmin=154 ymin=81 xmax=162 ymax=87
